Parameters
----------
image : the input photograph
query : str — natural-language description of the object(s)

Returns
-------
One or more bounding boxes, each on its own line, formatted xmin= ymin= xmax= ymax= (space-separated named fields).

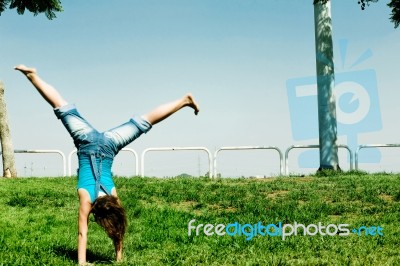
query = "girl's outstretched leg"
xmin=14 ymin=65 xmax=68 ymax=108
xmin=143 ymin=93 xmax=200 ymax=125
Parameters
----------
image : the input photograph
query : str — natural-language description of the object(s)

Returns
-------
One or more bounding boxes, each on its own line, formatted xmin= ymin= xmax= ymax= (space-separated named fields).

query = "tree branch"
xmin=0 ymin=0 xmax=63 ymax=19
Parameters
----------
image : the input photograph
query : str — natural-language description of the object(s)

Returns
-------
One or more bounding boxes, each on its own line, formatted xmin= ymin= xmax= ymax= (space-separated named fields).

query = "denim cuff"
xmin=130 ymin=116 xmax=152 ymax=133
xmin=54 ymin=104 xmax=77 ymax=119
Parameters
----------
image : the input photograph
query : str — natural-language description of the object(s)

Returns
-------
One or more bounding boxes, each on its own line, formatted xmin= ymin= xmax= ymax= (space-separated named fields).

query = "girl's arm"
xmin=77 ymin=190 xmax=92 ymax=265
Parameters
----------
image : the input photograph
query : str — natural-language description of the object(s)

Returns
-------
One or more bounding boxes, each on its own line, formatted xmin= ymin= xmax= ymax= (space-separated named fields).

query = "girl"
xmin=15 ymin=65 xmax=199 ymax=265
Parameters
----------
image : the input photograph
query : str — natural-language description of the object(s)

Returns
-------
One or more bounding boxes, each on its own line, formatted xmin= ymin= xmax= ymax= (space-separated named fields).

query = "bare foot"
xmin=185 ymin=93 xmax=200 ymax=115
xmin=14 ymin=65 xmax=37 ymax=77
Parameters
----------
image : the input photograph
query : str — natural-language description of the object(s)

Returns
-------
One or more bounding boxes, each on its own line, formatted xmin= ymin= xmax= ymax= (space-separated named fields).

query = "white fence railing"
xmin=213 ymin=146 xmax=284 ymax=177
xmin=68 ymin=148 xmax=139 ymax=176
xmin=285 ymin=144 xmax=353 ymax=175
xmin=3 ymin=149 xmax=67 ymax=176
xmin=9 ymin=143 xmax=400 ymax=177
xmin=141 ymin=147 xmax=213 ymax=178
xmin=355 ymin=144 xmax=400 ymax=171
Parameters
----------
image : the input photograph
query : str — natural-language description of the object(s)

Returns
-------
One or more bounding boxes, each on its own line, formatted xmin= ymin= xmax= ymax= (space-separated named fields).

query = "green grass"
xmin=0 ymin=172 xmax=400 ymax=265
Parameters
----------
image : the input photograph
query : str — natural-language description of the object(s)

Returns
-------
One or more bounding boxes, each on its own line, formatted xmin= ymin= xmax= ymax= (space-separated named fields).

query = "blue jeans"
xmin=54 ymin=104 xmax=152 ymax=158
xmin=54 ymin=104 xmax=152 ymax=202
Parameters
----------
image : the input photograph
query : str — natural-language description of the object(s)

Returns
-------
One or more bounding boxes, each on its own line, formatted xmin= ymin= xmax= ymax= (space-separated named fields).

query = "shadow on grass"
xmin=53 ymin=245 xmax=113 ymax=264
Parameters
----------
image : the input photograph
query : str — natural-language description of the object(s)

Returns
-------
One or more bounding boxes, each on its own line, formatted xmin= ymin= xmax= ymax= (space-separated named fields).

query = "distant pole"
xmin=313 ymin=1 xmax=339 ymax=170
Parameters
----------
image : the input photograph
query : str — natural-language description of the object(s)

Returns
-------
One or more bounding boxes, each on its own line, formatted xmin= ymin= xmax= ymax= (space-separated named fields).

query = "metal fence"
xmin=213 ymin=146 xmax=284 ymax=177
xmin=285 ymin=144 xmax=353 ymax=175
xmin=68 ymin=148 xmax=139 ymax=176
xmin=1 ymin=149 xmax=67 ymax=176
xmin=141 ymin=147 xmax=213 ymax=178
xmin=6 ymin=143 xmax=400 ymax=177
xmin=355 ymin=144 xmax=400 ymax=171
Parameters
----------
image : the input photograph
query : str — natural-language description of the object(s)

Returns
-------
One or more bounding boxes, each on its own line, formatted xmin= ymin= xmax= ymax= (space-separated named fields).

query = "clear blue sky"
xmin=0 ymin=0 xmax=399 ymax=177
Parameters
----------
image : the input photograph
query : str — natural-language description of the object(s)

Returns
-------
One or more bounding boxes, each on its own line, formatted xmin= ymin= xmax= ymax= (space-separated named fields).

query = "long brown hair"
xmin=91 ymin=195 xmax=127 ymax=249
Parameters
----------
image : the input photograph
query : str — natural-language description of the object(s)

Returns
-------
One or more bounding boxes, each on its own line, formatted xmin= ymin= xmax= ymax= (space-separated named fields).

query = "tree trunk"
xmin=0 ymin=81 xmax=17 ymax=177
xmin=313 ymin=1 xmax=339 ymax=170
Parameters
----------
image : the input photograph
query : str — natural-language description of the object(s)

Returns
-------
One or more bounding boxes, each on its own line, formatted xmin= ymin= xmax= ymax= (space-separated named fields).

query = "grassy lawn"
xmin=0 ymin=172 xmax=399 ymax=265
